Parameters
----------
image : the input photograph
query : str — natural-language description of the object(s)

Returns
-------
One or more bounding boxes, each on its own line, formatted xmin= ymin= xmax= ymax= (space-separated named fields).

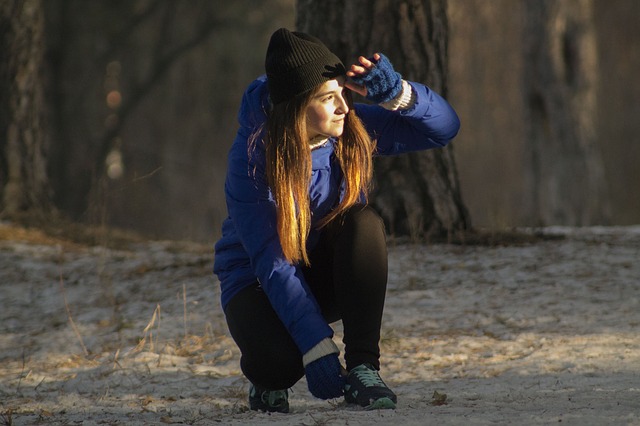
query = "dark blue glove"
xmin=305 ymin=353 xmax=345 ymax=400
xmin=350 ymin=53 xmax=403 ymax=104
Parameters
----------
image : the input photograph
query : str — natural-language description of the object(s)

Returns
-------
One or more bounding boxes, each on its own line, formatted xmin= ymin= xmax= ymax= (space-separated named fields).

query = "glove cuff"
xmin=302 ymin=338 xmax=339 ymax=367
xmin=381 ymin=80 xmax=416 ymax=111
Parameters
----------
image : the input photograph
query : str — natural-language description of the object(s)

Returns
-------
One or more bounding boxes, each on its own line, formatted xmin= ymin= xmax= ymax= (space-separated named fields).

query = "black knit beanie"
xmin=265 ymin=28 xmax=346 ymax=104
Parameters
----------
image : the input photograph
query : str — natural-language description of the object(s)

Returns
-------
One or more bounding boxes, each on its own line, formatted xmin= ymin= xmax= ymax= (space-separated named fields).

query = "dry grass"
xmin=0 ymin=409 xmax=13 ymax=426
xmin=387 ymin=227 xmax=565 ymax=249
xmin=0 ymin=212 xmax=147 ymax=250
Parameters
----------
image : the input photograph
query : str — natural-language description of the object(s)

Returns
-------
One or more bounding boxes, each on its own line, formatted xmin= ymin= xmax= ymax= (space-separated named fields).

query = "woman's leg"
xmin=304 ymin=205 xmax=389 ymax=371
xmin=224 ymin=283 xmax=305 ymax=390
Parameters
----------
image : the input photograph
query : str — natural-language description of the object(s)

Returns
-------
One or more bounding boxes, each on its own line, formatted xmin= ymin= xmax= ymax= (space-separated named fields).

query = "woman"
xmin=213 ymin=28 xmax=460 ymax=412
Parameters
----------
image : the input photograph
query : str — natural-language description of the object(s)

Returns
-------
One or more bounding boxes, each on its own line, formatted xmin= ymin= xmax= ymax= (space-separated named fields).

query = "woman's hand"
xmin=345 ymin=53 xmax=382 ymax=97
xmin=305 ymin=353 xmax=346 ymax=400
xmin=345 ymin=53 xmax=403 ymax=104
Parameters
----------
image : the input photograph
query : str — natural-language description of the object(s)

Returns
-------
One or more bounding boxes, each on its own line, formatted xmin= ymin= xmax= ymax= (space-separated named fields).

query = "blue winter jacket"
xmin=213 ymin=75 xmax=459 ymax=354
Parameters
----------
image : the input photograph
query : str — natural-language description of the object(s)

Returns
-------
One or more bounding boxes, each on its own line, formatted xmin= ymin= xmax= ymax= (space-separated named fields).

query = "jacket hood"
xmin=238 ymin=75 xmax=270 ymax=131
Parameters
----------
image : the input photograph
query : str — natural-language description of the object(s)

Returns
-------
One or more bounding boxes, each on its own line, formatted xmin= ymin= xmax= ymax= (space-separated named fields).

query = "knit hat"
xmin=265 ymin=28 xmax=346 ymax=104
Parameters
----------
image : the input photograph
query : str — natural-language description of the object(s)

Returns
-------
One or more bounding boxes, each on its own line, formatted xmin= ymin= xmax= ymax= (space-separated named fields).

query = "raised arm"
xmin=346 ymin=53 xmax=460 ymax=155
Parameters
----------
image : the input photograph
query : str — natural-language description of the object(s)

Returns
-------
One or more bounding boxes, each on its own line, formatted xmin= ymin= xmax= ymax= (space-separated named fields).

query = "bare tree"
xmin=297 ymin=0 xmax=470 ymax=239
xmin=0 ymin=0 xmax=51 ymax=217
xmin=522 ymin=0 xmax=609 ymax=226
xmin=43 ymin=0 xmax=293 ymax=240
xmin=45 ymin=1 xmax=221 ymax=221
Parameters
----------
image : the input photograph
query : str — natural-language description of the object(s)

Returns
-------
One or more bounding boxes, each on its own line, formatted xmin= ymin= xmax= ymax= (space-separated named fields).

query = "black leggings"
xmin=224 ymin=205 xmax=389 ymax=390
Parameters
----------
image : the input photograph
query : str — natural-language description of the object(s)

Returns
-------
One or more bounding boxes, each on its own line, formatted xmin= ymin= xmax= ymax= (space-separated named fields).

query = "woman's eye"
xmin=322 ymin=95 xmax=333 ymax=102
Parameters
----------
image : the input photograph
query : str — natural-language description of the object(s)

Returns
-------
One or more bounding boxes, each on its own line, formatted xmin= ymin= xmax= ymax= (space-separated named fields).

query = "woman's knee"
xmin=332 ymin=204 xmax=388 ymax=271
xmin=340 ymin=204 xmax=386 ymax=240
xmin=225 ymin=285 xmax=305 ymax=389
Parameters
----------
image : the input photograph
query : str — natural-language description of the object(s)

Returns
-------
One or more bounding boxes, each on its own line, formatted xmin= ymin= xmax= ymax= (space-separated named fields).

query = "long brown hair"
xmin=264 ymin=85 xmax=374 ymax=265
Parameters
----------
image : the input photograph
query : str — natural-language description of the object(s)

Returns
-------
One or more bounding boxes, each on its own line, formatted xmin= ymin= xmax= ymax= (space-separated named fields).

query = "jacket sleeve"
xmin=224 ymin=121 xmax=334 ymax=355
xmin=355 ymin=81 xmax=460 ymax=155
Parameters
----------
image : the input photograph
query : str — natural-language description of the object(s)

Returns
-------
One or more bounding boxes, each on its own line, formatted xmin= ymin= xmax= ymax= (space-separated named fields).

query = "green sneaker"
xmin=249 ymin=384 xmax=289 ymax=413
xmin=344 ymin=364 xmax=397 ymax=410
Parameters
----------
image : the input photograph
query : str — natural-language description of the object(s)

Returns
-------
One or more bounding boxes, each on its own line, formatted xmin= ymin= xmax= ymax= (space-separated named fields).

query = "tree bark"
xmin=297 ymin=0 xmax=470 ymax=239
xmin=0 ymin=0 xmax=51 ymax=217
xmin=522 ymin=0 xmax=609 ymax=226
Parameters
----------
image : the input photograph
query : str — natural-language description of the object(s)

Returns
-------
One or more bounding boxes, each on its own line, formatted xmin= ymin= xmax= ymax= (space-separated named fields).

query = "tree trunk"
xmin=297 ymin=0 xmax=470 ymax=240
xmin=0 ymin=0 xmax=51 ymax=217
xmin=522 ymin=0 xmax=609 ymax=226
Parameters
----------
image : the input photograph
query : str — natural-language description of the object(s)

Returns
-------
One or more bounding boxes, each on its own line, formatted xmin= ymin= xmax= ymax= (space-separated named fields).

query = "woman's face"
xmin=305 ymin=77 xmax=349 ymax=140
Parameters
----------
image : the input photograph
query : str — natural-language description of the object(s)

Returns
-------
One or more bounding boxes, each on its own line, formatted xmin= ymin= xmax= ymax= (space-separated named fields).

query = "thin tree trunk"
xmin=522 ymin=0 xmax=609 ymax=226
xmin=0 ymin=0 xmax=51 ymax=217
xmin=297 ymin=0 xmax=470 ymax=240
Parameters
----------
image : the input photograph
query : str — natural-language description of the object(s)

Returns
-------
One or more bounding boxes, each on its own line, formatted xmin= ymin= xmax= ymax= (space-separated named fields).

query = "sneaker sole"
xmin=365 ymin=397 xmax=396 ymax=410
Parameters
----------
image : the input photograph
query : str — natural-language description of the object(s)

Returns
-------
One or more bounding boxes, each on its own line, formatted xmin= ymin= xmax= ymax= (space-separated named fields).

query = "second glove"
xmin=305 ymin=353 xmax=346 ymax=400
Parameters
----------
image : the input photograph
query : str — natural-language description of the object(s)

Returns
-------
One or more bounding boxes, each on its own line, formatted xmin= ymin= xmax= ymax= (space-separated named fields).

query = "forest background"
xmin=1 ymin=0 xmax=638 ymax=243
xmin=2 ymin=2 xmax=639 ymax=423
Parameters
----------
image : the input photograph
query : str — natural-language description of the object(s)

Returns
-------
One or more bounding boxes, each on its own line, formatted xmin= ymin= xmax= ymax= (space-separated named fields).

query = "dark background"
xmin=6 ymin=0 xmax=639 ymax=242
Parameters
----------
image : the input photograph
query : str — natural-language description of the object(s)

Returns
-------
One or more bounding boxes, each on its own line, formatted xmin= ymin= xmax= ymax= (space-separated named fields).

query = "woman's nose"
xmin=336 ymin=95 xmax=349 ymax=114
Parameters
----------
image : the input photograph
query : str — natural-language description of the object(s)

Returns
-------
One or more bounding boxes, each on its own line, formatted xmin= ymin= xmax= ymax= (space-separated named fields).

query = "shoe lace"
xmin=261 ymin=389 xmax=287 ymax=407
xmin=352 ymin=365 xmax=385 ymax=388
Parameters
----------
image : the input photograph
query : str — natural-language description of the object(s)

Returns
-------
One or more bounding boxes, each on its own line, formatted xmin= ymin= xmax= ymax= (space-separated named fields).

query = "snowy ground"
xmin=1 ymin=222 xmax=639 ymax=425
